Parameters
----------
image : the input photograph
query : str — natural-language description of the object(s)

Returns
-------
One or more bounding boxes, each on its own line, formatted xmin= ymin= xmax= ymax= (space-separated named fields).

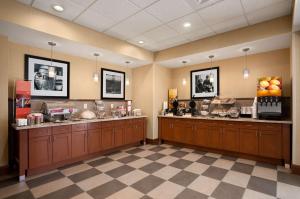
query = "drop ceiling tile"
xmin=197 ymin=0 xmax=244 ymax=25
xmin=185 ymin=0 xmax=225 ymax=11
xmin=129 ymin=0 xmax=159 ymax=8
xmin=17 ymin=0 xmax=33 ymax=5
xmin=183 ymin=27 xmax=215 ymax=41
xmin=246 ymin=0 xmax=291 ymax=25
xmin=167 ymin=13 xmax=208 ymax=34
xmin=127 ymin=35 xmax=157 ymax=48
xmin=89 ymin=0 xmax=140 ymax=23
xmin=32 ymin=0 xmax=94 ymax=21
xmin=105 ymin=11 xmax=161 ymax=40
xmin=145 ymin=0 xmax=194 ymax=23
xmin=75 ymin=10 xmax=116 ymax=32
xmin=211 ymin=15 xmax=248 ymax=34
xmin=241 ymin=0 xmax=287 ymax=14
xmin=142 ymin=25 xmax=179 ymax=43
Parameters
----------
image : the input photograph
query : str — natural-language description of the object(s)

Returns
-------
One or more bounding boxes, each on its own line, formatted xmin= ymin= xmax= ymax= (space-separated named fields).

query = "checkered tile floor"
xmin=1 ymin=144 xmax=300 ymax=199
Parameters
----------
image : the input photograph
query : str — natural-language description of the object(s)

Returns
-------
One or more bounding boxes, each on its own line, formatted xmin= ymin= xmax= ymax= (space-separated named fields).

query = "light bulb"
xmin=93 ymin=72 xmax=99 ymax=82
xmin=48 ymin=66 xmax=56 ymax=78
xmin=182 ymin=78 xmax=187 ymax=85
xmin=209 ymin=73 xmax=214 ymax=82
xmin=243 ymin=68 xmax=250 ymax=79
xmin=126 ymin=79 xmax=130 ymax=86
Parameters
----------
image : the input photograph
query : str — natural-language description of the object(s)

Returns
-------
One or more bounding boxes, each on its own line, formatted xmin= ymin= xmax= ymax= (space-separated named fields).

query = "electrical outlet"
xmin=84 ymin=104 xmax=88 ymax=109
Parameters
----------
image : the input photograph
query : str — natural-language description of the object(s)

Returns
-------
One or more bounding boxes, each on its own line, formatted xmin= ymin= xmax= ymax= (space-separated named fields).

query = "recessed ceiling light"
xmin=138 ymin=40 xmax=144 ymax=44
xmin=183 ymin=22 xmax=191 ymax=28
xmin=52 ymin=5 xmax=64 ymax=12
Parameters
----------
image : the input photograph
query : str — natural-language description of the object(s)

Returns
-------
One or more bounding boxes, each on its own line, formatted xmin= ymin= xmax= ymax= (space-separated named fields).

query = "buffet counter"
xmin=158 ymin=115 xmax=291 ymax=168
xmin=11 ymin=116 xmax=147 ymax=181
xmin=158 ymin=115 xmax=292 ymax=124
xmin=12 ymin=116 xmax=147 ymax=130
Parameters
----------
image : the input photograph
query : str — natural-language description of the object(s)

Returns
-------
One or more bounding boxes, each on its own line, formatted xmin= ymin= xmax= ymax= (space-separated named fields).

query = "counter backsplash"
xmin=30 ymin=99 xmax=131 ymax=117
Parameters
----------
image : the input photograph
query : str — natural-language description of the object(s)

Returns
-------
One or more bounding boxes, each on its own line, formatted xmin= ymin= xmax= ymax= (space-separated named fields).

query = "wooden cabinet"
xmin=72 ymin=131 xmax=88 ymax=158
xmin=174 ymin=120 xmax=194 ymax=144
xmin=194 ymin=123 xmax=209 ymax=147
xmin=88 ymin=129 xmax=102 ymax=154
xmin=101 ymin=122 xmax=115 ymax=150
xmin=124 ymin=119 xmax=144 ymax=144
xmin=124 ymin=124 xmax=135 ymax=145
xmin=52 ymin=133 xmax=72 ymax=163
xmin=222 ymin=127 xmax=239 ymax=152
xmin=208 ymin=126 xmax=223 ymax=149
xmin=259 ymin=130 xmax=282 ymax=158
xmin=161 ymin=119 xmax=174 ymax=141
xmin=29 ymin=135 xmax=52 ymax=169
xmin=114 ymin=127 xmax=124 ymax=147
xmin=134 ymin=119 xmax=144 ymax=142
xmin=239 ymin=129 xmax=259 ymax=155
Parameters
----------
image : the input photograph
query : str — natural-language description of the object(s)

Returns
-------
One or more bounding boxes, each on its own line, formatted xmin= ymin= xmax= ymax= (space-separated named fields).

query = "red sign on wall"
xmin=15 ymin=80 xmax=31 ymax=119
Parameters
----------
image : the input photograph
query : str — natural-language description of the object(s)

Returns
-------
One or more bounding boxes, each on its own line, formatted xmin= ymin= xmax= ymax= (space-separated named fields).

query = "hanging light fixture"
xmin=48 ymin=41 xmax=56 ymax=78
xmin=208 ymin=55 xmax=215 ymax=82
xmin=125 ymin=61 xmax=130 ymax=86
xmin=243 ymin=48 xmax=250 ymax=79
xmin=182 ymin=60 xmax=187 ymax=85
xmin=93 ymin=53 xmax=100 ymax=82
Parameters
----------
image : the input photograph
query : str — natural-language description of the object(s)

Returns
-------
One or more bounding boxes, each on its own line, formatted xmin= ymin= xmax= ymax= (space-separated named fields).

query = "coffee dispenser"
xmin=257 ymin=96 xmax=282 ymax=119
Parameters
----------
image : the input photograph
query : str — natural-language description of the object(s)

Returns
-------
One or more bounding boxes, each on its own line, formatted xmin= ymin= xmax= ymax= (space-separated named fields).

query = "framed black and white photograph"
xmin=190 ymin=67 xmax=219 ymax=99
xmin=25 ymin=54 xmax=70 ymax=99
xmin=101 ymin=68 xmax=125 ymax=100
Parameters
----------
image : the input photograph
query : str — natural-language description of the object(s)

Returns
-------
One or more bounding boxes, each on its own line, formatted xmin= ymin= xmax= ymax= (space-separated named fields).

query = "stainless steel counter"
xmin=158 ymin=115 xmax=292 ymax=124
xmin=12 ymin=116 xmax=147 ymax=130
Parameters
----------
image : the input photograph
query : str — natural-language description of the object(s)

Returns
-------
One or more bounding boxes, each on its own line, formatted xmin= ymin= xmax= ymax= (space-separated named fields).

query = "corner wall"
xmin=0 ymin=35 xmax=9 ymax=167
xmin=292 ymin=31 xmax=300 ymax=166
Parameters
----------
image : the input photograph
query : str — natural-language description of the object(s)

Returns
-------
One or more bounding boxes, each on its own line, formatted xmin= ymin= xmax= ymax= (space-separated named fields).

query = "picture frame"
xmin=101 ymin=68 xmax=125 ymax=100
xmin=24 ymin=54 xmax=70 ymax=99
xmin=190 ymin=67 xmax=219 ymax=99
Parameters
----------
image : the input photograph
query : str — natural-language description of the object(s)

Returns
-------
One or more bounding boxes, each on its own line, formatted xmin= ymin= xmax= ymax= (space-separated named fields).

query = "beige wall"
xmin=172 ymin=49 xmax=291 ymax=99
xmin=0 ymin=35 xmax=9 ymax=167
xmin=132 ymin=64 xmax=154 ymax=139
xmin=292 ymin=31 xmax=300 ymax=166
xmin=153 ymin=64 xmax=172 ymax=139
xmin=0 ymin=41 xmax=133 ymax=166
xmin=7 ymin=42 xmax=132 ymax=100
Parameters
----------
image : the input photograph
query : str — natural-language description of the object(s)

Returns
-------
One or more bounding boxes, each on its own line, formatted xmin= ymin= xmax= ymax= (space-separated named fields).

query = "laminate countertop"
xmin=12 ymin=116 xmax=147 ymax=131
xmin=158 ymin=115 xmax=292 ymax=124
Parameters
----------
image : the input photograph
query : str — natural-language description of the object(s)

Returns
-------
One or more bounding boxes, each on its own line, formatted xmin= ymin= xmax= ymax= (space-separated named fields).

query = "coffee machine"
xmin=257 ymin=96 xmax=282 ymax=119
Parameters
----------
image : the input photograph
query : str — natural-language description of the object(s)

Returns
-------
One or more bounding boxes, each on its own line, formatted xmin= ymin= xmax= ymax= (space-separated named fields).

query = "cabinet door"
xmin=114 ymin=127 xmax=124 ymax=147
xmin=133 ymin=120 xmax=144 ymax=143
xmin=72 ymin=131 xmax=88 ymax=158
xmin=88 ymin=129 xmax=101 ymax=154
xmin=29 ymin=136 xmax=52 ymax=169
xmin=102 ymin=127 xmax=114 ymax=150
xmin=194 ymin=123 xmax=209 ymax=147
xmin=176 ymin=120 xmax=194 ymax=144
xmin=208 ymin=126 xmax=222 ymax=149
xmin=161 ymin=119 xmax=173 ymax=141
xmin=259 ymin=130 xmax=282 ymax=158
xmin=222 ymin=128 xmax=239 ymax=152
xmin=53 ymin=133 xmax=72 ymax=163
xmin=239 ymin=129 xmax=259 ymax=155
xmin=124 ymin=119 xmax=135 ymax=145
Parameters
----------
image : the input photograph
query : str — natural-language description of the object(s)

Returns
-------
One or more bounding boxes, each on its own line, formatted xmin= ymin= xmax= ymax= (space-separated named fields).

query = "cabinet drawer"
xmin=52 ymin=125 xmax=71 ymax=135
xmin=239 ymin=122 xmax=259 ymax=130
xmin=222 ymin=121 xmax=239 ymax=128
xmin=88 ymin=122 xmax=101 ymax=130
xmin=101 ymin=121 xmax=114 ymax=128
xmin=132 ymin=118 xmax=144 ymax=124
xmin=29 ymin=127 xmax=51 ymax=138
xmin=114 ymin=120 xmax=126 ymax=127
xmin=259 ymin=123 xmax=282 ymax=131
xmin=207 ymin=120 xmax=223 ymax=127
xmin=72 ymin=123 xmax=87 ymax=132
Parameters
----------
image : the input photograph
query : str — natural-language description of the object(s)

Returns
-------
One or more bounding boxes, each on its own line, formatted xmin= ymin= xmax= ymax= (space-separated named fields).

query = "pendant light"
xmin=181 ymin=60 xmax=187 ymax=86
xmin=93 ymin=53 xmax=100 ymax=82
xmin=208 ymin=55 xmax=215 ymax=83
xmin=243 ymin=48 xmax=250 ymax=79
xmin=125 ymin=61 xmax=130 ymax=86
xmin=48 ymin=41 xmax=56 ymax=78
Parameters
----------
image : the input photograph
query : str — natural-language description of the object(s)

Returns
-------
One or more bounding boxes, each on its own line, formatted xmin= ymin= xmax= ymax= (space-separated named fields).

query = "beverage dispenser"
xmin=257 ymin=76 xmax=282 ymax=119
